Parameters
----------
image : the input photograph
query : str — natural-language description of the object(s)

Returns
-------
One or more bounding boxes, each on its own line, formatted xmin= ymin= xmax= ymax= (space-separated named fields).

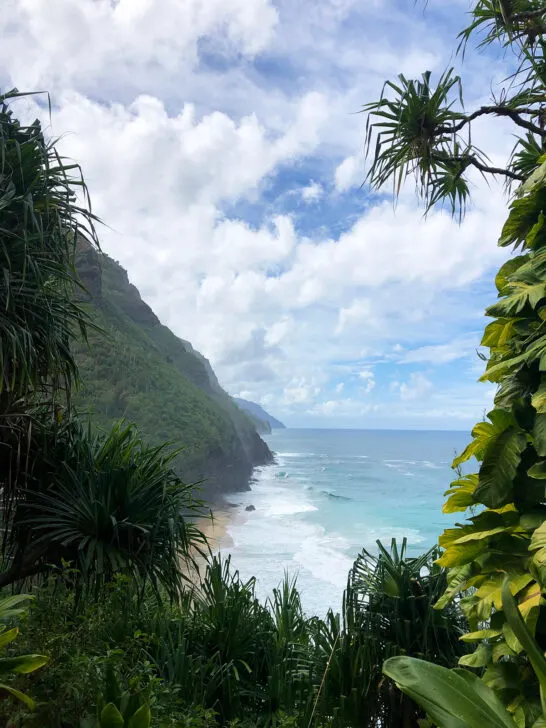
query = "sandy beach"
xmin=197 ymin=507 xmax=236 ymax=551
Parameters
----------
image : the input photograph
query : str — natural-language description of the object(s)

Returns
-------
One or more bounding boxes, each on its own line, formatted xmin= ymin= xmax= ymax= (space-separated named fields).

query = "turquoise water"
xmin=218 ymin=428 xmax=470 ymax=617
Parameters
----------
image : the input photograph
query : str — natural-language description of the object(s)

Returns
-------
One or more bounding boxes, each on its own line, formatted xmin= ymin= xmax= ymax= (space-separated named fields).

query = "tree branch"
xmin=509 ymin=8 xmax=546 ymax=22
xmin=439 ymin=106 xmax=545 ymax=136
xmin=450 ymin=155 xmax=525 ymax=182
xmin=0 ymin=545 xmax=48 ymax=590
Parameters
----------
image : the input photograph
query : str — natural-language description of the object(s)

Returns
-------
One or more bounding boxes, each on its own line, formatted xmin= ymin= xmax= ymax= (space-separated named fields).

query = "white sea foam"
xmin=276 ymin=452 xmax=316 ymax=458
xmin=214 ymin=431 xmax=457 ymax=614
xmin=383 ymin=459 xmax=417 ymax=465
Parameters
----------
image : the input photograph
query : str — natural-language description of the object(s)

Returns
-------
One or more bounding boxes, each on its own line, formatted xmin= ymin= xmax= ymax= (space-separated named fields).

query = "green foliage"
xmin=432 ymin=169 xmax=546 ymax=724
xmin=363 ymin=68 xmax=472 ymax=217
xmin=362 ymin=2 xmax=546 ymax=725
xmin=383 ymin=656 xmax=517 ymax=728
xmin=364 ymin=3 xmax=546 ymax=218
xmin=1 ymin=415 xmax=206 ymax=597
xmin=0 ymin=595 xmax=47 ymax=712
xmin=382 ymin=579 xmax=546 ymax=728
xmin=0 ymin=89 xmax=98 ymax=405
xmin=0 ymin=90 xmax=100 ymax=585
xmin=2 ymin=543 xmax=463 ymax=728
xmin=313 ymin=539 xmax=466 ymax=728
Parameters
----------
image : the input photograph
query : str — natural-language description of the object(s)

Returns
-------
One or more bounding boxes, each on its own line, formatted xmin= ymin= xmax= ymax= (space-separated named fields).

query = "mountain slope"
xmin=233 ymin=398 xmax=286 ymax=430
xmin=73 ymin=240 xmax=272 ymax=500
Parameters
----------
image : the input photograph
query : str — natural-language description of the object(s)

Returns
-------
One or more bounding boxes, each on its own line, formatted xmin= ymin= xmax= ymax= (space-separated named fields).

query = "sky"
xmin=0 ymin=0 xmax=520 ymax=430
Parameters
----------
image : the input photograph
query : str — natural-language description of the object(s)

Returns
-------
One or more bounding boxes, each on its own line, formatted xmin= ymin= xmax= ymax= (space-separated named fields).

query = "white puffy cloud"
xmin=0 ymin=0 xmax=516 ymax=428
xmin=395 ymin=373 xmax=434 ymax=402
xmin=334 ymin=156 xmax=361 ymax=192
xmin=400 ymin=335 xmax=481 ymax=365
xmin=358 ymin=370 xmax=376 ymax=394
xmin=0 ymin=0 xmax=278 ymax=91
xmin=301 ymin=181 xmax=324 ymax=203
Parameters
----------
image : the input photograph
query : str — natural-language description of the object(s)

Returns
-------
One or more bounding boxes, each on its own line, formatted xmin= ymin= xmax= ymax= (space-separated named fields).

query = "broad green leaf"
xmin=455 ymin=526 xmax=511 ymax=544
xmin=461 ymin=628 xmax=502 ymax=642
xmin=518 ymin=583 xmax=542 ymax=618
xmin=528 ymin=461 xmax=546 ymax=479
xmin=453 ymin=440 xmax=482 ymax=469
xmin=459 ymin=643 xmax=492 ymax=668
xmin=482 ymin=319 xmax=515 ymax=348
xmin=530 ymin=521 xmax=546 ymax=551
xmin=486 ymin=282 xmax=546 ymax=317
xmin=452 ymin=414 xmax=513 ymax=467
xmin=527 ymin=214 xmax=546 ymax=249
xmin=476 ymin=573 xmax=533 ymax=612
xmin=383 ymin=656 xmax=516 ymax=728
xmin=533 ymin=377 xmax=546 ymax=413
xmin=0 ymin=682 xmax=36 ymax=710
xmin=100 ymin=703 xmax=124 ymax=728
xmin=534 ymin=414 xmax=546 ymax=456
xmin=500 ymin=191 xmax=545 ymax=248
xmin=435 ymin=563 xmax=474 ymax=609
xmin=443 ymin=475 xmax=478 ymax=513
xmin=474 ymin=427 xmax=526 ymax=508
xmin=128 ymin=704 xmax=151 ymax=728
xmin=503 ymin=623 xmax=523 ymax=654
xmin=0 ymin=628 xmax=19 ymax=649
xmin=0 ymin=595 xmax=31 ymax=621
xmin=518 ymin=159 xmax=546 ymax=198
xmin=495 ymin=256 xmax=529 ymax=294
xmin=480 ymin=352 xmax=528 ymax=383
xmin=436 ymin=541 xmax=485 ymax=568
xmin=502 ymin=578 xmax=546 ymax=713
xmin=0 ymin=654 xmax=49 ymax=675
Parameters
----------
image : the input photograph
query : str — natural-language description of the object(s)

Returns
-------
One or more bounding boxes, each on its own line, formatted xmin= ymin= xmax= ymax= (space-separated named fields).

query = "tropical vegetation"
xmin=362 ymin=0 xmax=546 ymax=725
xmin=6 ymin=0 xmax=546 ymax=726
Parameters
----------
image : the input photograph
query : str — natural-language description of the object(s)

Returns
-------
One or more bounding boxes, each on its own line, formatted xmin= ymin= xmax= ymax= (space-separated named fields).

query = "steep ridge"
xmin=73 ymin=239 xmax=272 ymax=501
xmin=233 ymin=398 xmax=286 ymax=430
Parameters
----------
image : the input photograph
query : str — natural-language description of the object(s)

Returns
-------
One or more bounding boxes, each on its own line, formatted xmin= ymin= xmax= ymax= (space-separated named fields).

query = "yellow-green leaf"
xmin=532 ymin=377 xmax=546 ymax=413
xmin=461 ymin=628 xmax=502 ymax=642
xmin=534 ymin=414 xmax=546 ymax=456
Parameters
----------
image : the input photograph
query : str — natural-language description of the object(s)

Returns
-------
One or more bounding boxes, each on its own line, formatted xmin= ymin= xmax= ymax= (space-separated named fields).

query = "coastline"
xmin=198 ymin=506 xmax=236 ymax=551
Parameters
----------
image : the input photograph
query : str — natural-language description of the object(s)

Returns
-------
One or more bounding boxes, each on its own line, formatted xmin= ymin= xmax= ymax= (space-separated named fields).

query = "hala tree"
xmin=0 ymin=92 xmax=207 ymax=596
xmin=0 ymin=88 xmax=100 ymax=546
xmin=364 ymin=1 xmax=546 ymax=724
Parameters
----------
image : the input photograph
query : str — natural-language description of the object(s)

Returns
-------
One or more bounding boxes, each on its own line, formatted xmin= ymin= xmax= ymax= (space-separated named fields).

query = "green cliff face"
xmin=73 ymin=240 xmax=272 ymax=501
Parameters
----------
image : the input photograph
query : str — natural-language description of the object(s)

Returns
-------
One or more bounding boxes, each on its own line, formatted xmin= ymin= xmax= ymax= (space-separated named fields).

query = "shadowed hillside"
xmin=73 ymin=239 xmax=272 ymax=501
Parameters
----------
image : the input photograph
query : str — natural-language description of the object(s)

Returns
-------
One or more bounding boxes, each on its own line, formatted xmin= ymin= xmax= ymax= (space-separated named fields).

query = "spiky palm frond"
xmin=363 ymin=69 xmax=478 ymax=217
xmin=511 ymin=131 xmax=544 ymax=182
xmin=0 ymin=89 xmax=99 ymax=404
xmin=1 ymin=416 xmax=207 ymax=600
xmin=312 ymin=539 xmax=466 ymax=728
xmin=458 ymin=0 xmax=546 ymax=54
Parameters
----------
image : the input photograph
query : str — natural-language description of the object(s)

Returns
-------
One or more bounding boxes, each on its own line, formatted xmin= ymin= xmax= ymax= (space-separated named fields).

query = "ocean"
xmin=217 ymin=428 xmax=471 ymax=617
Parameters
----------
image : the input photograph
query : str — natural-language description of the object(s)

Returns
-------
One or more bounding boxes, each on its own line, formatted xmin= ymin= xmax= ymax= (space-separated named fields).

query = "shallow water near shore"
xmin=215 ymin=428 xmax=470 ymax=617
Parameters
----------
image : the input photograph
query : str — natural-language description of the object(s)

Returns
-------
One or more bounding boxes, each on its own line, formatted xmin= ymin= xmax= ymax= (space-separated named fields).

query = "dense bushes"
xmin=0 ymin=542 xmax=461 ymax=728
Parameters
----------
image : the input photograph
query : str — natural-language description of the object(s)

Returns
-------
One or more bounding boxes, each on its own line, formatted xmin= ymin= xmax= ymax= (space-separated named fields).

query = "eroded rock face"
xmin=75 ymin=236 xmax=102 ymax=301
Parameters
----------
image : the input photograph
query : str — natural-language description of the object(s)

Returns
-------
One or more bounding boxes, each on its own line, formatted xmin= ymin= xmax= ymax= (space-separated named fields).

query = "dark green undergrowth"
xmin=1 ymin=542 xmax=466 ymax=728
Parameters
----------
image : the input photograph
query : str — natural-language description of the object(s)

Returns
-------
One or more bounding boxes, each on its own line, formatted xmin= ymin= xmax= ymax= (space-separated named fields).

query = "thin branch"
xmin=450 ymin=155 xmax=524 ymax=181
xmin=509 ymin=8 xmax=546 ymax=22
xmin=439 ymin=105 xmax=545 ymax=136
